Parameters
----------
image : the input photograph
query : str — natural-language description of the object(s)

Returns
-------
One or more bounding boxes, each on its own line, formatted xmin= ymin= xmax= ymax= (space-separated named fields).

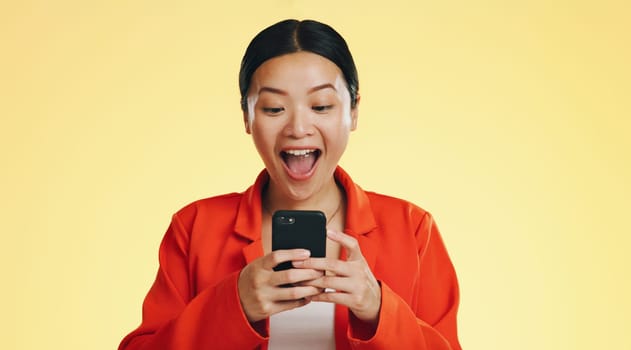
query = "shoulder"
xmin=171 ymin=192 xmax=243 ymax=229
xmin=365 ymin=190 xmax=431 ymax=224
xmin=362 ymin=191 xmax=442 ymax=259
xmin=361 ymin=190 xmax=440 ymax=247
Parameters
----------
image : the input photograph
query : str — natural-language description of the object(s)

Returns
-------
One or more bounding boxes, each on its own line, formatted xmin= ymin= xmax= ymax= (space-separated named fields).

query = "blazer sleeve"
xmin=347 ymin=212 xmax=462 ymax=350
xmin=118 ymin=213 xmax=268 ymax=350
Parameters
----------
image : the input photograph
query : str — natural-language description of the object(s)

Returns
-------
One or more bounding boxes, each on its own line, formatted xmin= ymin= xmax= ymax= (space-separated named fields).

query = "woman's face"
xmin=245 ymin=51 xmax=358 ymax=202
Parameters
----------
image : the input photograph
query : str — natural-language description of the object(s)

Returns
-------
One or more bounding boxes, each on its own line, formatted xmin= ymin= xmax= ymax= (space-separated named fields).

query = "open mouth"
xmin=280 ymin=149 xmax=321 ymax=179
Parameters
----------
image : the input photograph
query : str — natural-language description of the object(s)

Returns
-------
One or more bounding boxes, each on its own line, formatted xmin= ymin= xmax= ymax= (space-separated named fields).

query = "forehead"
xmin=251 ymin=52 xmax=345 ymax=94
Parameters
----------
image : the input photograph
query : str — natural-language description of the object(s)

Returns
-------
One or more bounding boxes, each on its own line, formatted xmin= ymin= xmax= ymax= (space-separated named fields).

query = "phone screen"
xmin=271 ymin=210 xmax=326 ymax=271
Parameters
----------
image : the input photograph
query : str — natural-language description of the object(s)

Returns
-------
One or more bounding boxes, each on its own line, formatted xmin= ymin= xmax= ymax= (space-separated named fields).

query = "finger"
xmin=327 ymin=230 xmax=363 ymax=260
xmin=308 ymin=290 xmax=376 ymax=313
xmin=293 ymin=282 xmax=326 ymax=294
xmin=310 ymin=291 xmax=381 ymax=324
xmin=274 ymin=285 xmax=323 ymax=302
xmin=307 ymin=292 xmax=374 ymax=320
xmin=292 ymin=257 xmax=351 ymax=276
xmin=271 ymin=298 xmax=312 ymax=315
xmin=301 ymin=275 xmax=355 ymax=293
xmin=308 ymin=290 xmax=354 ymax=306
xmin=270 ymin=268 xmax=324 ymax=286
xmin=262 ymin=249 xmax=311 ymax=270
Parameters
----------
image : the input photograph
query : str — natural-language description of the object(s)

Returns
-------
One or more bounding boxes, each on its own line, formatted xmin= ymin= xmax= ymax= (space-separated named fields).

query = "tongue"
xmin=285 ymin=153 xmax=316 ymax=175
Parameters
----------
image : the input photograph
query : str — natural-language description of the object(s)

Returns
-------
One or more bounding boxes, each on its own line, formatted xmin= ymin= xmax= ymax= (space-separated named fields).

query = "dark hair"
xmin=239 ymin=19 xmax=359 ymax=111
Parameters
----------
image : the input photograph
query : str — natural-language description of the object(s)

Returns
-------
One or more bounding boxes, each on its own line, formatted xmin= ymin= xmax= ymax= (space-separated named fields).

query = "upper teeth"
xmin=285 ymin=149 xmax=315 ymax=156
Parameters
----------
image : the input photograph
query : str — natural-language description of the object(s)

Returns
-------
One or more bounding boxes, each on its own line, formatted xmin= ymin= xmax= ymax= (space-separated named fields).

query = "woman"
xmin=119 ymin=19 xmax=461 ymax=350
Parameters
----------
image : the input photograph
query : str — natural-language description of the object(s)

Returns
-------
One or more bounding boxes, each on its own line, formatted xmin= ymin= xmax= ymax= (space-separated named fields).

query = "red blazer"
xmin=119 ymin=167 xmax=461 ymax=350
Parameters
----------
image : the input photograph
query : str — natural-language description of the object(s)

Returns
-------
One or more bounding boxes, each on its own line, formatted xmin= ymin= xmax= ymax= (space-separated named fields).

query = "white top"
xmin=268 ymin=301 xmax=336 ymax=349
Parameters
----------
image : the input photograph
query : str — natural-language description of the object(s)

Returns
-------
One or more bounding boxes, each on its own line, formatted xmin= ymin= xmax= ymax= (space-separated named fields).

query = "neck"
xmin=263 ymin=177 xmax=344 ymax=217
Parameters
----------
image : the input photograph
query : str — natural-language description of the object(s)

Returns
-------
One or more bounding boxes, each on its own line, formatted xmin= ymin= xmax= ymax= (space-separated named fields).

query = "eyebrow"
xmin=257 ymin=83 xmax=337 ymax=96
xmin=258 ymin=86 xmax=287 ymax=95
xmin=308 ymin=83 xmax=337 ymax=94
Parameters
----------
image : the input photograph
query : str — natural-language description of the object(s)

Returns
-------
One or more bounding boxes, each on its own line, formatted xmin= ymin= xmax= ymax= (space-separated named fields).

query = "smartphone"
xmin=272 ymin=210 xmax=326 ymax=271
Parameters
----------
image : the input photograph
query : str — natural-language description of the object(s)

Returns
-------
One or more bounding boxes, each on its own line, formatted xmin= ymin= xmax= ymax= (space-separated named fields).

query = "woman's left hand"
xmin=292 ymin=229 xmax=382 ymax=326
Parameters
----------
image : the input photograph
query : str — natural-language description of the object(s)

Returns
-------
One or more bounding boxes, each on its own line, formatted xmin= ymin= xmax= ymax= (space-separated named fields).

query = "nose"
xmin=283 ymin=106 xmax=314 ymax=138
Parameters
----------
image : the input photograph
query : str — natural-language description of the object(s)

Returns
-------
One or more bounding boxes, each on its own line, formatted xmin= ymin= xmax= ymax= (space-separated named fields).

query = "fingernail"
xmin=293 ymin=260 xmax=304 ymax=267
xmin=299 ymin=249 xmax=311 ymax=257
xmin=327 ymin=230 xmax=338 ymax=238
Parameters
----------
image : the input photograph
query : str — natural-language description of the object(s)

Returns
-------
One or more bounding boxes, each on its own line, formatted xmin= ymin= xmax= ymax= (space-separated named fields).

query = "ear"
xmin=350 ymin=93 xmax=360 ymax=131
xmin=243 ymin=111 xmax=252 ymax=134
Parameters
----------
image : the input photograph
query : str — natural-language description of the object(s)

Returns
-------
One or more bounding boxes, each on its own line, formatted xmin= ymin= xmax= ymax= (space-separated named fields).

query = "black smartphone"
xmin=272 ymin=210 xmax=326 ymax=271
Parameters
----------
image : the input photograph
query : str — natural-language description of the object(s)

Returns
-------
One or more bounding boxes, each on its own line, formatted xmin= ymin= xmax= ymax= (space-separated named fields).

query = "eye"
xmin=312 ymin=105 xmax=334 ymax=113
xmin=262 ymin=107 xmax=284 ymax=115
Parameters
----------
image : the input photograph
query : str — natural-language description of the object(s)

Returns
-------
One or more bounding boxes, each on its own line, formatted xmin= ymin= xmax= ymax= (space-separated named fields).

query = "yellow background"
xmin=2 ymin=1 xmax=629 ymax=349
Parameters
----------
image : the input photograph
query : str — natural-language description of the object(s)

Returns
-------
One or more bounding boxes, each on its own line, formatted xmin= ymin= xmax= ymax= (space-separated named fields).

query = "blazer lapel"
xmin=234 ymin=170 xmax=269 ymax=264
xmin=335 ymin=167 xmax=379 ymax=270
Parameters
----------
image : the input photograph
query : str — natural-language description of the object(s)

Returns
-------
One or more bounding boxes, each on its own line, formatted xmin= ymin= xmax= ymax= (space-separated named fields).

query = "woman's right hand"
xmin=237 ymin=249 xmax=324 ymax=322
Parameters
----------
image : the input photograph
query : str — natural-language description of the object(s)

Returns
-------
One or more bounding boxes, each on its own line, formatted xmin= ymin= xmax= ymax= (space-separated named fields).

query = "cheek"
xmin=251 ymin=120 xmax=278 ymax=156
xmin=251 ymin=126 xmax=269 ymax=149
xmin=321 ymin=120 xmax=351 ymax=152
xmin=333 ymin=107 xmax=353 ymax=134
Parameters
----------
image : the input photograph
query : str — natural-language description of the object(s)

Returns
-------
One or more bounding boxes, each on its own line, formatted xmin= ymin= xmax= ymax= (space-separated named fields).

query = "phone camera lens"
xmin=275 ymin=216 xmax=296 ymax=224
